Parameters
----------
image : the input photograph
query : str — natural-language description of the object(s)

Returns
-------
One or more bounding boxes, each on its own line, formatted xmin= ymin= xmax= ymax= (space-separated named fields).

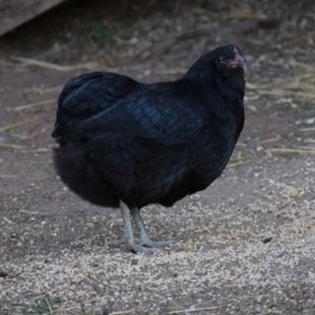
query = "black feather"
xmin=52 ymin=44 xmax=245 ymax=209
xmin=52 ymin=72 xmax=139 ymax=138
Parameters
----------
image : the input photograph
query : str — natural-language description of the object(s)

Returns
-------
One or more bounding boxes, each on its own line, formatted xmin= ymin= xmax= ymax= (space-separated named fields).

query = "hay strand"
xmin=268 ymin=148 xmax=315 ymax=155
xmin=14 ymin=99 xmax=55 ymax=111
xmin=0 ymin=143 xmax=26 ymax=149
xmin=300 ymin=127 xmax=315 ymax=133
xmin=168 ymin=306 xmax=218 ymax=314
xmin=0 ymin=121 xmax=30 ymax=132
xmin=227 ymin=160 xmax=249 ymax=168
xmin=260 ymin=134 xmax=281 ymax=144
xmin=12 ymin=56 xmax=98 ymax=72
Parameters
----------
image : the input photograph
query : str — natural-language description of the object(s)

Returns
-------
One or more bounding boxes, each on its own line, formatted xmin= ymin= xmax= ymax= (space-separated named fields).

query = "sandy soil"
xmin=0 ymin=1 xmax=314 ymax=314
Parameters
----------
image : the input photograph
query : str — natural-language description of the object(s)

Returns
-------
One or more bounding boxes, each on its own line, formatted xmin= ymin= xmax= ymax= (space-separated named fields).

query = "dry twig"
xmin=21 ymin=148 xmax=50 ymax=153
xmin=18 ymin=209 xmax=40 ymax=215
xmin=168 ymin=306 xmax=218 ymax=314
xmin=3 ymin=217 xmax=13 ymax=224
xmin=268 ymin=148 xmax=315 ymax=155
xmin=14 ymin=99 xmax=55 ymax=111
xmin=0 ymin=175 xmax=17 ymax=179
xmin=111 ymin=310 xmax=135 ymax=315
xmin=198 ymin=8 xmax=267 ymax=21
xmin=0 ymin=143 xmax=26 ymax=149
xmin=260 ymin=134 xmax=281 ymax=144
xmin=227 ymin=160 xmax=249 ymax=168
xmin=300 ymin=127 xmax=315 ymax=133
xmin=0 ymin=121 xmax=30 ymax=132
xmin=12 ymin=56 xmax=98 ymax=72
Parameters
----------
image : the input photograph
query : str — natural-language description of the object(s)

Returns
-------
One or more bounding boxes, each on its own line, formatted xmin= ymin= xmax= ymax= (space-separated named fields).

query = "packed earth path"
xmin=0 ymin=1 xmax=314 ymax=314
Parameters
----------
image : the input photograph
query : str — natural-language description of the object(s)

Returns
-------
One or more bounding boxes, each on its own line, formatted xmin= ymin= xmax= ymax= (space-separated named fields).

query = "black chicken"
xmin=52 ymin=44 xmax=246 ymax=254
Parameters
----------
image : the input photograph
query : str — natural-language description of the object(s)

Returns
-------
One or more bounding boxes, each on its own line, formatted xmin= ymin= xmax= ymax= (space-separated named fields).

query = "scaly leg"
xmin=120 ymin=200 xmax=155 ymax=254
xmin=130 ymin=206 xmax=177 ymax=248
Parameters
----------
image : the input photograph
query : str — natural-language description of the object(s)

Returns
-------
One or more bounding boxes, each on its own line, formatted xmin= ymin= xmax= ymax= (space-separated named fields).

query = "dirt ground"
xmin=0 ymin=1 xmax=314 ymax=314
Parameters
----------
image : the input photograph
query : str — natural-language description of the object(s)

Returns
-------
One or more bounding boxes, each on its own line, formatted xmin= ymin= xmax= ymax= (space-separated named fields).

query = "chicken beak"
xmin=229 ymin=47 xmax=246 ymax=70
xmin=229 ymin=55 xmax=246 ymax=69
xmin=238 ymin=56 xmax=245 ymax=68
xmin=226 ymin=57 xmax=246 ymax=75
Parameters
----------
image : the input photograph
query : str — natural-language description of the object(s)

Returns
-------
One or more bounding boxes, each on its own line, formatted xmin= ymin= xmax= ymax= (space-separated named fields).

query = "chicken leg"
xmin=130 ymin=206 xmax=177 ymax=248
xmin=120 ymin=200 xmax=155 ymax=255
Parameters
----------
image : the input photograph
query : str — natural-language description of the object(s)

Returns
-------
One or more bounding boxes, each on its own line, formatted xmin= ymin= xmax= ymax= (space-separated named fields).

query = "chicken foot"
xmin=130 ymin=206 xmax=178 ymax=248
xmin=120 ymin=200 xmax=156 ymax=255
